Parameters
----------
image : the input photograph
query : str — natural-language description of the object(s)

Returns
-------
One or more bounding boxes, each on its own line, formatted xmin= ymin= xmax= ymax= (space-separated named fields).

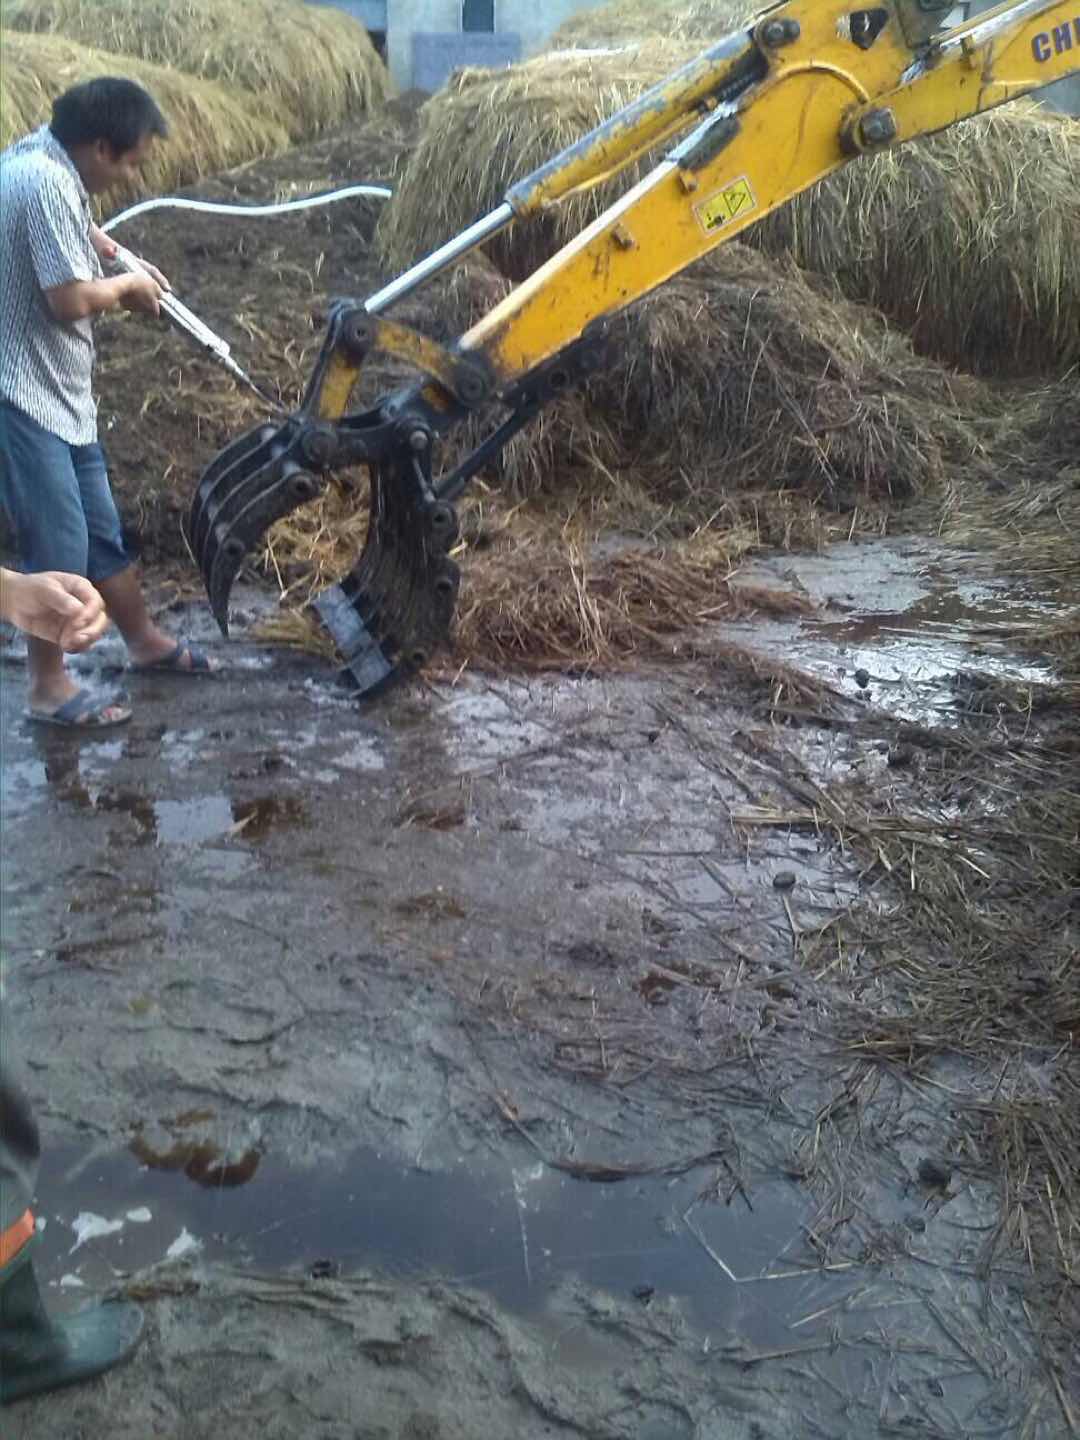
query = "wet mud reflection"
xmin=36 ymin=1141 xmax=820 ymax=1355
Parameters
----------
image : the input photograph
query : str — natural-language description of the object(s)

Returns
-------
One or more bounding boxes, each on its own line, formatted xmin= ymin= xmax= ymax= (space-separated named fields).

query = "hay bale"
xmin=377 ymin=43 xmax=703 ymax=282
xmin=493 ymin=243 xmax=984 ymax=508
xmin=0 ymin=31 xmax=290 ymax=199
xmin=749 ymin=105 xmax=1080 ymax=378
xmin=4 ymin=0 xmax=393 ymax=141
xmin=549 ymin=0 xmax=754 ymax=46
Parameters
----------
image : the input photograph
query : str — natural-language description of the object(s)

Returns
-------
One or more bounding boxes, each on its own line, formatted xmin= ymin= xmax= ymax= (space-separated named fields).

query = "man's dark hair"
xmin=50 ymin=77 xmax=168 ymax=154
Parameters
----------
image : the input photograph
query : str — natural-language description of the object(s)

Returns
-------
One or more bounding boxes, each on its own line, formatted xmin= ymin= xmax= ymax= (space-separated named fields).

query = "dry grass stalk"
xmin=0 ymin=30 xmax=289 ymax=197
xmin=927 ymin=372 xmax=1080 ymax=584
xmin=749 ymin=105 xmax=1080 ymax=378
xmin=969 ymin=612 xmax=1080 ymax=678
xmin=377 ymin=43 xmax=704 ymax=282
xmin=252 ymin=607 xmax=339 ymax=662
xmin=452 ymin=516 xmax=769 ymax=673
xmin=805 ymin=725 xmax=1080 ymax=1305
xmin=254 ymin=479 xmax=819 ymax=677
xmin=4 ymin=0 xmax=393 ymax=142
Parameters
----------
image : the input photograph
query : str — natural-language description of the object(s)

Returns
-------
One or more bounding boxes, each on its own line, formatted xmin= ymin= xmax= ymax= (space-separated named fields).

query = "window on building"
xmin=462 ymin=0 xmax=495 ymax=32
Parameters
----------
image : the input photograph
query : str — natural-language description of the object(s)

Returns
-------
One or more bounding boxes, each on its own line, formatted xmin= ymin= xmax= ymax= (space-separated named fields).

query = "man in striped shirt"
xmin=1 ymin=76 xmax=214 ymax=729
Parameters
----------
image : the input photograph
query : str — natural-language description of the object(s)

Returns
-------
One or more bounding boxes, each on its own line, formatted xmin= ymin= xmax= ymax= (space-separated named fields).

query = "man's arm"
xmin=0 ymin=568 xmax=108 ymax=652
xmin=44 ymin=269 xmax=163 ymax=323
xmin=25 ymin=172 xmax=163 ymax=323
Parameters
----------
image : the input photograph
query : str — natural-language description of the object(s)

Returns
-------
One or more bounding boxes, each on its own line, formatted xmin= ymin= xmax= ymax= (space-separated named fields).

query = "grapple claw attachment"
xmin=312 ymin=452 xmax=461 ymax=698
xmin=189 ymin=420 xmax=330 ymax=634
xmin=190 ymin=407 xmax=463 ymax=697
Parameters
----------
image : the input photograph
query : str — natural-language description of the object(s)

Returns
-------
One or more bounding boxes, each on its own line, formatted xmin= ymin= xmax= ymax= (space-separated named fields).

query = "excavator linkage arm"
xmin=189 ymin=0 xmax=1080 ymax=696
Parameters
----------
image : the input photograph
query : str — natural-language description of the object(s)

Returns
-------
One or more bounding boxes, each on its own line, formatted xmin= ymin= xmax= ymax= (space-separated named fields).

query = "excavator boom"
xmin=190 ymin=0 xmax=1080 ymax=695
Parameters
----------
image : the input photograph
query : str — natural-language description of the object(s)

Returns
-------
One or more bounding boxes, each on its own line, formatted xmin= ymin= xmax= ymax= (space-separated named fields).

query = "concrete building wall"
xmin=511 ymin=0 xmax=614 ymax=59
xmin=384 ymin=0 xmax=611 ymax=90
xmin=411 ymin=30 xmax=522 ymax=91
xmin=309 ymin=1 xmax=1080 ymax=115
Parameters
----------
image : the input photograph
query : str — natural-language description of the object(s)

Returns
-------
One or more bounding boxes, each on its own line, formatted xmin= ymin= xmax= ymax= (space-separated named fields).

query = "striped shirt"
xmin=0 ymin=125 xmax=102 ymax=445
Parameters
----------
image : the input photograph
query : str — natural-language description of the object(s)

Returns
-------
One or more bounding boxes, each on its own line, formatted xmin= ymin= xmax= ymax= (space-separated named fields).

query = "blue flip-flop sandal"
xmin=27 ymin=688 xmax=132 ymax=729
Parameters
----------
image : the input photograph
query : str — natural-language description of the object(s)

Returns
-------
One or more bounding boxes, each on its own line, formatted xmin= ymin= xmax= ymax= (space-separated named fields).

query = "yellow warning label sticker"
xmin=695 ymin=176 xmax=758 ymax=234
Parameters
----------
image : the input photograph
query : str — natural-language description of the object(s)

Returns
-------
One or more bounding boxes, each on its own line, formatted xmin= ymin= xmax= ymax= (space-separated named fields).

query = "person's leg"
xmin=1 ymin=972 xmax=144 ymax=1406
xmin=95 ymin=566 xmax=181 ymax=666
xmin=0 ymin=1057 xmax=40 ymax=1269
xmin=0 ymin=405 xmax=102 ymax=713
xmin=77 ymin=444 xmax=213 ymax=671
xmin=0 ymin=414 xmax=129 ymax=722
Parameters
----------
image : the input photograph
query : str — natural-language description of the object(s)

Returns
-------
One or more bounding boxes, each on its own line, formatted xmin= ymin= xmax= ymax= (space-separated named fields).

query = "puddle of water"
xmin=435 ymin=689 xmax=560 ymax=763
xmin=230 ymin=794 xmax=308 ymax=840
xmin=728 ymin=538 xmax=1070 ymax=725
xmin=0 ymin=738 xmax=130 ymax=822
xmin=173 ymin=849 xmax=255 ymax=884
xmin=216 ymin=653 xmax=274 ymax=672
xmin=35 ymin=1142 xmax=826 ymax=1353
xmin=0 ymin=755 xmax=43 ymax=819
xmin=333 ymin=737 xmax=386 ymax=773
xmin=154 ymin=795 xmax=236 ymax=845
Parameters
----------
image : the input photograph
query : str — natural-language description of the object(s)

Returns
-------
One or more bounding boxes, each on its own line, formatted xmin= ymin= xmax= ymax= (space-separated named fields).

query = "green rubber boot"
xmin=0 ymin=1238 xmax=144 ymax=1405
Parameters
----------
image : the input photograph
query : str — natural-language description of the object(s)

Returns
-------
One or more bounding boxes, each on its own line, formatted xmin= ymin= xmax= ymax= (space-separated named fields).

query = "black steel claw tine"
xmin=194 ymin=449 xmax=291 ymax=580
xmin=205 ymin=465 xmax=328 ymax=631
xmin=190 ymin=423 xmax=281 ymax=568
xmin=190 ymin=414 xmax=330 ymax=634
xmin=192 ymin=392 xmax=467 ymax=694
xmin=312 ymin=457 xmax=462 ymax=698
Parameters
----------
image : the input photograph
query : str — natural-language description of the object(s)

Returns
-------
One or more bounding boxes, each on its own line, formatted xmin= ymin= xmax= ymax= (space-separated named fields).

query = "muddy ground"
xmin=1 ymin=106 xmax=1078 ymax=1440
xmin=2 ymin=533 xmax=1078 ymax=1439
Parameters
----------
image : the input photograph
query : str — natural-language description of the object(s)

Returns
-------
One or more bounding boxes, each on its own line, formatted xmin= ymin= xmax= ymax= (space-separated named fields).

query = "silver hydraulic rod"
xmin=363 ymin=203 xmax=515 ymax=315
xmin=109 ymin=242 xmax=284 ymax=410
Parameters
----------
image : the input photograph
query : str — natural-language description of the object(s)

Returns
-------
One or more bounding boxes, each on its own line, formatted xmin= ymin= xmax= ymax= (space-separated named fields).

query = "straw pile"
xmin=255 ymin=484 xmax=813 ymax=679
xmin=4 ymin=0 xmax=393 ymax=141
xmin=831 ymin=728 xmax=1080 ymax=1332
xmin=377 ymin=44 xmax=703 ymax=282
xmin=257 ymin=237 xmax=1080 ymax=677
xmin=750 ymin=104 xmax=1080 ymax=377
xmin=495 ymin=243 xmax=983 ymax=508
xmin=0 ymin=30 xmax=290 ymax=197
xmin=252 ymin=244 xmax=993 ymax=677
xmin=549 ymin=0 xmax=755 ymax=46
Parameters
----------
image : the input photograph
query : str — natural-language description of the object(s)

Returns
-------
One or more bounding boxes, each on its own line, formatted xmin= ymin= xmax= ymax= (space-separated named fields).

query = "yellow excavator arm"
xmin=190 ymin=0 xmax=1080 ymax=696
xmin=465 ymin=0 xmax=1080 ymax=383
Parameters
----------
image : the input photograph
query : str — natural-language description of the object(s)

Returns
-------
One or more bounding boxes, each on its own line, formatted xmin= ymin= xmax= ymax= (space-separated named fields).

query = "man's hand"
xmin=91 ymin=223 xmax=172 ymax=292
xmin=135 ymin=256 xmax=171 ymax=292
xmin=120 ymin=270 xmax=164 ymax=317
xmin=0 ymin=569 xmax=109 ymax=652
xmin=46 ymin=269 xmax=164 ymax=323
xmin=90 ymin=221 xmax=119 ymax=266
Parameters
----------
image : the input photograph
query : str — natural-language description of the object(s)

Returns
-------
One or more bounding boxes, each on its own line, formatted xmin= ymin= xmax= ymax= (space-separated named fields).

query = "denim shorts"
xmin=0 ymin=400 xmax=130 ymax=582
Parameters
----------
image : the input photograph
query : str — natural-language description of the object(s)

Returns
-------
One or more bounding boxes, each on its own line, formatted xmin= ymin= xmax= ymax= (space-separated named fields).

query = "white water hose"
xmin=102 ymin=183 xmax=392 ymax=232
xmin=99 ymin=184 xmax=393 ymax=405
